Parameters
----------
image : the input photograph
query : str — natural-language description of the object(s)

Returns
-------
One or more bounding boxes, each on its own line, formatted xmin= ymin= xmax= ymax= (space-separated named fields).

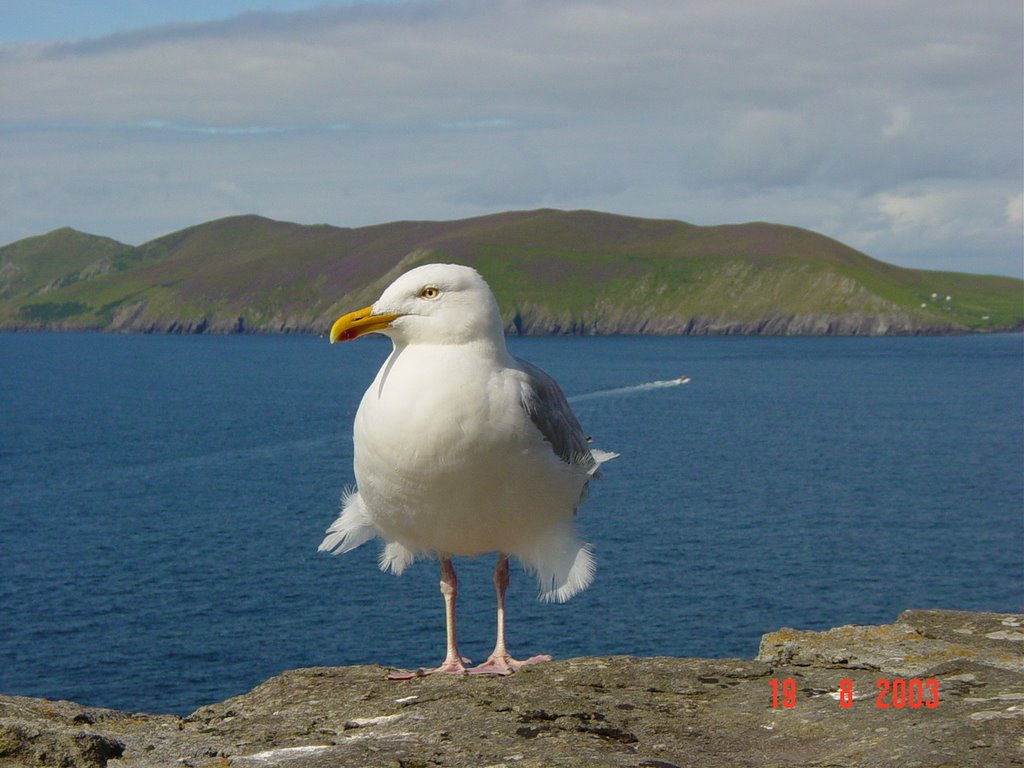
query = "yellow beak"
xmin=329 ymin=305 xmax=404 ymax=344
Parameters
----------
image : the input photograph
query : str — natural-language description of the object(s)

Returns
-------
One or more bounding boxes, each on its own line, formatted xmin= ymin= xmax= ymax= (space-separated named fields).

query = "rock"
xmin=0 ymin=610 xmax=1020 ymax=767
xmin=502 ymin=311 xmax=963 ymax=337
xmin=0 ymin=709 xmax=127 ymax=768
xmin=758 ymin=609 xmax=1024 ymax=675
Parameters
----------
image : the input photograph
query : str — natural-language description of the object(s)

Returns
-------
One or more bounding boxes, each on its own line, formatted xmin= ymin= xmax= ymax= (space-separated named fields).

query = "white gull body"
xmin=318 ymin=263 xmax=615 ymax=675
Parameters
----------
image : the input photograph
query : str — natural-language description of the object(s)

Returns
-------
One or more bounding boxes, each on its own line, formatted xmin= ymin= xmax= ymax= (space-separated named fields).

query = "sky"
xmin=1 ymin=1 xmax=1021 ymax=277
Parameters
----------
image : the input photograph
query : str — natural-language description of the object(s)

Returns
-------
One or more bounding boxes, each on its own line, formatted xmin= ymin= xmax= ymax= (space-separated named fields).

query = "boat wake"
xmin=569 ymin=376 xmax=690 ymax=403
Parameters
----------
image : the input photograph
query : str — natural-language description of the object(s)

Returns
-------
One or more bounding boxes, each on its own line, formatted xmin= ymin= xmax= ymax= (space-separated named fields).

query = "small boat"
xmin=678 ymin=375 xmax=691 ymax=384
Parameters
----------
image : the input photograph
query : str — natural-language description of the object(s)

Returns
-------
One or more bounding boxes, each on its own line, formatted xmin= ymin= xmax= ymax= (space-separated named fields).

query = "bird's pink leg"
xmin=469 ymin=554 xmax=552 ymax=675
xmin=387 ymin=556 xmax=468 ymax=679
xmin=435 ymin=556 xmax=468 ymax=673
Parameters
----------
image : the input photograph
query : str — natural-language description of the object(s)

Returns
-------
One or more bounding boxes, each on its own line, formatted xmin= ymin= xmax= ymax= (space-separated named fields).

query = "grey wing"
xmin=514 ymin=356 xmax=595 ymax=471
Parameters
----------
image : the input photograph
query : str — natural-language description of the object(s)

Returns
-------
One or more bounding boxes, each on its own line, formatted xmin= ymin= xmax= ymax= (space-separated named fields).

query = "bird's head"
xmin=329 ymin=263 xmax=504 ymax=347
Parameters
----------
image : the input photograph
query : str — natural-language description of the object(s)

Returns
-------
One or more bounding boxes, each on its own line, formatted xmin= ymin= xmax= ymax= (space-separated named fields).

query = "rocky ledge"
xmin=1 ymin=610 xmax=1020 ymax=768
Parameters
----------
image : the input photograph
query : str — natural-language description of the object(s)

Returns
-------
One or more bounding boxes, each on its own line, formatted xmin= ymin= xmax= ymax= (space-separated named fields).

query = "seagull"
xmin=318 ymin=263 xmax=616 ymax=677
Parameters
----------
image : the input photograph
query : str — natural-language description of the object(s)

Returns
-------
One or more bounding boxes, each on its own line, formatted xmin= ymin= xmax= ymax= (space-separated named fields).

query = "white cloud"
xmin=881 ymin=106 xmax=913 ymax=139
xmin=873 ymin=187 xmax=1019 ymax=245
xmin=0 ymin=0 xmax=1020 ymax=276
xmin=1007 ymin=193 xmax=1024 ymax=228
xmin=876 ymin=191 xmax=959 ymax=237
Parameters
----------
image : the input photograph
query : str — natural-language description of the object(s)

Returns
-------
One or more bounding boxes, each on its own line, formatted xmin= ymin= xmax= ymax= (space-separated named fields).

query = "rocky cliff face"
xmin=1 ymin=610 xmax=1020 ymax=767
xmin=503 ymin=310 xmax=962 ymax=336
xmin=24 ymin=308 xmax=967 ymax=337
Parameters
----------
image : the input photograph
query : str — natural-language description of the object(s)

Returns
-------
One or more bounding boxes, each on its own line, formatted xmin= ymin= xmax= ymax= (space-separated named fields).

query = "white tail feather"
xmin=317 ymin=489 xmax=377 ymax=554
xmin=590 ymin=448 xmax=619 ymax=465
xmin=515 ymin=521 xmax=595 ymax=603
xmin=378 ymin=541 xmax=419 ymax=575
xmin=317 ymin=489 xmax=422 ymax=576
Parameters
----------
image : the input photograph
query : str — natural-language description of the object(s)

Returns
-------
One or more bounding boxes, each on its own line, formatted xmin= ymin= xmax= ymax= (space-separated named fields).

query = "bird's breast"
xmin=355 ymin=349 xmax=523 ymax=474
xmin=349 ymin=346 xmax=582 ymax=554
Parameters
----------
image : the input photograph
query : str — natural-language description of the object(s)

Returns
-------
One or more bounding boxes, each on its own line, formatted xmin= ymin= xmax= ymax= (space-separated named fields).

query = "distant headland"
xmin=1 ymin=209 xmax=1021 ymax=335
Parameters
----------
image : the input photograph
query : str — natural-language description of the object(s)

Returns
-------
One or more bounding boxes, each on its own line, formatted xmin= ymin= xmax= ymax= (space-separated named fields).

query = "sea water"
xmin=1 ymin=332 xmax=1021 ymax=715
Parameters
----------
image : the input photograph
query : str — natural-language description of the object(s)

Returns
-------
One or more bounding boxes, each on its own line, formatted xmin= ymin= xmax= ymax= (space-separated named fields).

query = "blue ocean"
xmin=1 ymin=332 xmax=1021 ymax=716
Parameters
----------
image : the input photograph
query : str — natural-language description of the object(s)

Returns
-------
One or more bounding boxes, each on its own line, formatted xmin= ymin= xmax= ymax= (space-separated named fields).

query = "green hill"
xmin=0 ymin=209 xmax=1020 ymax=335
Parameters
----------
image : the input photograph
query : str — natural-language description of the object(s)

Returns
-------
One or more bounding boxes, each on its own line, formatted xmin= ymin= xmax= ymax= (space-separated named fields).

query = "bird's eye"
xmin=420 ymin=286 xmax=440 ymax=300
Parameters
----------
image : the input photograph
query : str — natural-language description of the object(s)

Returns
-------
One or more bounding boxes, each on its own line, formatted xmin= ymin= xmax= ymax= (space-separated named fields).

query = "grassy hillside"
xmin=0 ymin=228 xmax=133 ymax=304
xmin=0 ymin=209 xmax=1020 ymax=335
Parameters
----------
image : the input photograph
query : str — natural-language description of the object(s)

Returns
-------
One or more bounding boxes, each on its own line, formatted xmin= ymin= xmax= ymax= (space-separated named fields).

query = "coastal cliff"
xmin=2 ymin=210 xmax=1021 ymax=336
xmin=0 ymin=610 xmax=1020 ymax=767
